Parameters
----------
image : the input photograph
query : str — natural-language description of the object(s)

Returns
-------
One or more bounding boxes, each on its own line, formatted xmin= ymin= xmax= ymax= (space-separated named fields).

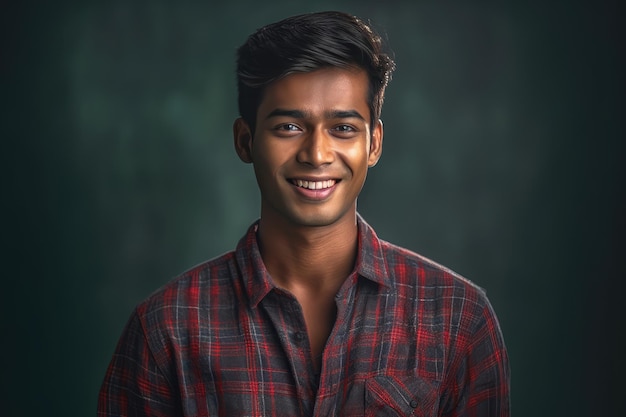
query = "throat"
xmin=257 ymin=218 xmax=359 ymax=291
xmin=299 ymin=293 xmax=338 ymax=373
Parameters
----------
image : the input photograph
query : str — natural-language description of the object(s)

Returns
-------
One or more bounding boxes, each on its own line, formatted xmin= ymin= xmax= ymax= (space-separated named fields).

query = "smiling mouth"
xmin=290 ymin=179 xmax=337 ymax=190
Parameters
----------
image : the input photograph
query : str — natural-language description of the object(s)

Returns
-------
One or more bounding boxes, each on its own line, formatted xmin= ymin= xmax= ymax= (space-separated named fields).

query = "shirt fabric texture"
xmin=98 ymin=215 xmax=510 ymax=416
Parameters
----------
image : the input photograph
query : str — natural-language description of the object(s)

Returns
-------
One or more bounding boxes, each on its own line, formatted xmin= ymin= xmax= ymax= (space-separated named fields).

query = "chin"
xmin=286 ymin=208 xmax=352 ymax=228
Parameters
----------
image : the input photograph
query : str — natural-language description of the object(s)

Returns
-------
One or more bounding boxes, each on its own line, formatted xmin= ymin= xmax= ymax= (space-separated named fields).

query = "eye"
xmin=272 ymin=123 xmax=302 ymax=137
xmin=277 ymin=123 xmax=300 ymax=131
xmin=331 ymin=124 xmax=358 ymax=138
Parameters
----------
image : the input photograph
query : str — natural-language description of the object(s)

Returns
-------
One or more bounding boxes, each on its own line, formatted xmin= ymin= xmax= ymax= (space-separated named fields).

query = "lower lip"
xmin=291 ymin=182 xmax=338 ymax=200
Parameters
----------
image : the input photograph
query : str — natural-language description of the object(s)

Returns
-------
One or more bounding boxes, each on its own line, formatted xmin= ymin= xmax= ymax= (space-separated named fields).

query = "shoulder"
xmin=134 ymin=250 xmax=238 ymax=326
xmin=377 ymin=239 xmax=497 ymax=337
xmin=379 ymin=239 xmax=507 ymax=362
xmin=357 ymin=215 xmax=489 ymax=315
xmin=380 ymin=239 xmax=486 ymax=300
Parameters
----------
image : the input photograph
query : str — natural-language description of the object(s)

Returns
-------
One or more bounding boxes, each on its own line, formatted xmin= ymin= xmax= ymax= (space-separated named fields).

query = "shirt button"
xmin=293 ymin=332 xmax=306 ymax=343
xmin=409 ymin=400 xmax=418 ymax=408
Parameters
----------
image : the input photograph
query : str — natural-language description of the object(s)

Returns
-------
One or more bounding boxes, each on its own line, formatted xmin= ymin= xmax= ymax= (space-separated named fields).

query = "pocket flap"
xmin=366 ymin=375 xmax=440 ymax=416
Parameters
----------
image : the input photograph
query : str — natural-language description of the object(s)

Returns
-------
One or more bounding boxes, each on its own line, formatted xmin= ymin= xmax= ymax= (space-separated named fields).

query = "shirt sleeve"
xmin=441 ymin=298 xmax=511 ymax=417
xmin=97 ymin=308 xmax=181 ymax=417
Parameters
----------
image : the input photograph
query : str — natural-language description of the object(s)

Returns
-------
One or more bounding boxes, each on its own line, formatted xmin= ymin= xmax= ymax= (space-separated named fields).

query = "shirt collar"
xmin=235 ymin=213 xmax=392 ymax=308
xmin=354 ymin=213 xmax=392 ymax=289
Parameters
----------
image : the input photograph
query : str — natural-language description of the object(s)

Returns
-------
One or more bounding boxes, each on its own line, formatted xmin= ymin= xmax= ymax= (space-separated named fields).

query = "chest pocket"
xmin=365 ymin=375 xmax=440 ymax=417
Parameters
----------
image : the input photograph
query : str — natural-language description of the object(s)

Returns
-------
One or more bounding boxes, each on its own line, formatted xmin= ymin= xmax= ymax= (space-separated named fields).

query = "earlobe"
xmin=368 ymin=119 xmax=384 ymax=167
xmin=233 ymin=118 xmax=253 ymax=163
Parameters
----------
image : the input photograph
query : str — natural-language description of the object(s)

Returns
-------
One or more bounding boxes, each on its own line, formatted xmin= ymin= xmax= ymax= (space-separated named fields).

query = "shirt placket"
xmin=262 ymin=290 xmax=319 ymax=416
xmin=312 ymin=274 xmax=358 ymax=416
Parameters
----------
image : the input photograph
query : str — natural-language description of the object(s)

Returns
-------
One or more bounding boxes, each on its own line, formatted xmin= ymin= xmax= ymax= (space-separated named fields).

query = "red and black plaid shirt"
xmin=98 ymin=215 xmax=510 ymax=416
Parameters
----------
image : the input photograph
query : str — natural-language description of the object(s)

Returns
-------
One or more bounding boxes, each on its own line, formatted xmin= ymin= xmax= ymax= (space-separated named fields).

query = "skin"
xmin=233 ymin=67 xmax=383 ymax=371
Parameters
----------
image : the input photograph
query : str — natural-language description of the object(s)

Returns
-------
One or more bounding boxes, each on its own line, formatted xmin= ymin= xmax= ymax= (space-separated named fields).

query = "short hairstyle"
xmin=236 ymin=11 xmax=395 ymax=133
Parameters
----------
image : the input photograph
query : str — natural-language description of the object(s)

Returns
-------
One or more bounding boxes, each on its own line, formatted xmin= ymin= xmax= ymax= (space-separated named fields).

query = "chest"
xmin=171 ymin=284 xmax=446 ymax=416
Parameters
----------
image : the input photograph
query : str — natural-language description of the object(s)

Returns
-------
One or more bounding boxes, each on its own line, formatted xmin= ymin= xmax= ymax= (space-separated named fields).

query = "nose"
xmin=296 ymin=128 xmax=334 ymax=167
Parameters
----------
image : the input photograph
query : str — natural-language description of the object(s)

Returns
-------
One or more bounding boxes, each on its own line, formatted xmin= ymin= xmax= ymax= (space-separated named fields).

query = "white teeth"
xmin=293 ymin=179 xmax=336 ymax=190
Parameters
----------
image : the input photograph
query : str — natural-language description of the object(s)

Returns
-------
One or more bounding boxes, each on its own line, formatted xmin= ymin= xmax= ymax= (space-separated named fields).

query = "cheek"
xmin=339 ymin=143 xmax=370 ymax=173
xmin=253 ymin=144 xmax=289 ymax=178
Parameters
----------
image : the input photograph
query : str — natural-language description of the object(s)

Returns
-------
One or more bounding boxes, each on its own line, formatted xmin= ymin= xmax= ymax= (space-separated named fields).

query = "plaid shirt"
xmin=98 ymin=215 xmax=510 ymax=416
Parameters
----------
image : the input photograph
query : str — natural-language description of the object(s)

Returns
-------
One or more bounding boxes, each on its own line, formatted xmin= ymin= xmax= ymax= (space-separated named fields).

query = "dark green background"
xmin=3 ymin=1 xmax=624 ymax=416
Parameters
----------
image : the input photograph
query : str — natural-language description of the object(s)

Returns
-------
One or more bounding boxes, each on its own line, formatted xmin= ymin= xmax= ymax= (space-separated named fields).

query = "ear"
xmin=233 ymin=118 xmax=253 ymax=163
xmin=367 ymin=119 xmax=384 ymax=167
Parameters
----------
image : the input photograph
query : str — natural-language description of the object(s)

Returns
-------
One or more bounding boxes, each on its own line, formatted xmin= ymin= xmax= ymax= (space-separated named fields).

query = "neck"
xmin=257 ymin=211 xmax=358 ymax=294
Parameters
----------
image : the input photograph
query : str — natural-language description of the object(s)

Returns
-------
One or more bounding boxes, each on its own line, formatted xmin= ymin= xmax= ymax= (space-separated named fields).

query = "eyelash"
xmin=273 ymin=124 xmax=357 ymax=134
xmin=333 ymin=125 xmax=356 ymax=133
xmin=276 ymin=123 xmax=301 ymax=132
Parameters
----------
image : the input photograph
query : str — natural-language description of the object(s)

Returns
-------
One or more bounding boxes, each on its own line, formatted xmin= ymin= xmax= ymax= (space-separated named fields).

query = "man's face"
xmin=235 ymin=67 xmax=383 ymax=228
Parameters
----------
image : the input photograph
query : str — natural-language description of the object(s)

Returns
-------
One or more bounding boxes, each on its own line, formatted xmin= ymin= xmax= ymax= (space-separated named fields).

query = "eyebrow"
xmin=265 ymin=108 xmax=366 ymax=121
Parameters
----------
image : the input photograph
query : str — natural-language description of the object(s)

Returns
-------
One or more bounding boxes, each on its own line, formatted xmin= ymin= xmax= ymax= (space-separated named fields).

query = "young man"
xmin=98 ymin=11 xmax=510 ymax=416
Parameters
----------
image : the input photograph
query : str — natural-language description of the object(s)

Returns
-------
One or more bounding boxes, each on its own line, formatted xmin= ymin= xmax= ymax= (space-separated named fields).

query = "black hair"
xmin=236 ymin=11 xmax=395 ymax=133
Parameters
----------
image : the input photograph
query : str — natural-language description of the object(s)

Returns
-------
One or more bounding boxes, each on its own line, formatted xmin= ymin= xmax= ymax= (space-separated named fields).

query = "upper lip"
xmin=288 ymin=176 xmax=339 ymax=181
xmin=288 ymin=177 xmax=339 ymax=190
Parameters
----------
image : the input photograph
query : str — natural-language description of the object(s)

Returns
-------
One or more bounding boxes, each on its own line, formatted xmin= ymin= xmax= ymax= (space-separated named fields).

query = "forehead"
xmin=256 ymin=68 xmax=370 ymax=120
